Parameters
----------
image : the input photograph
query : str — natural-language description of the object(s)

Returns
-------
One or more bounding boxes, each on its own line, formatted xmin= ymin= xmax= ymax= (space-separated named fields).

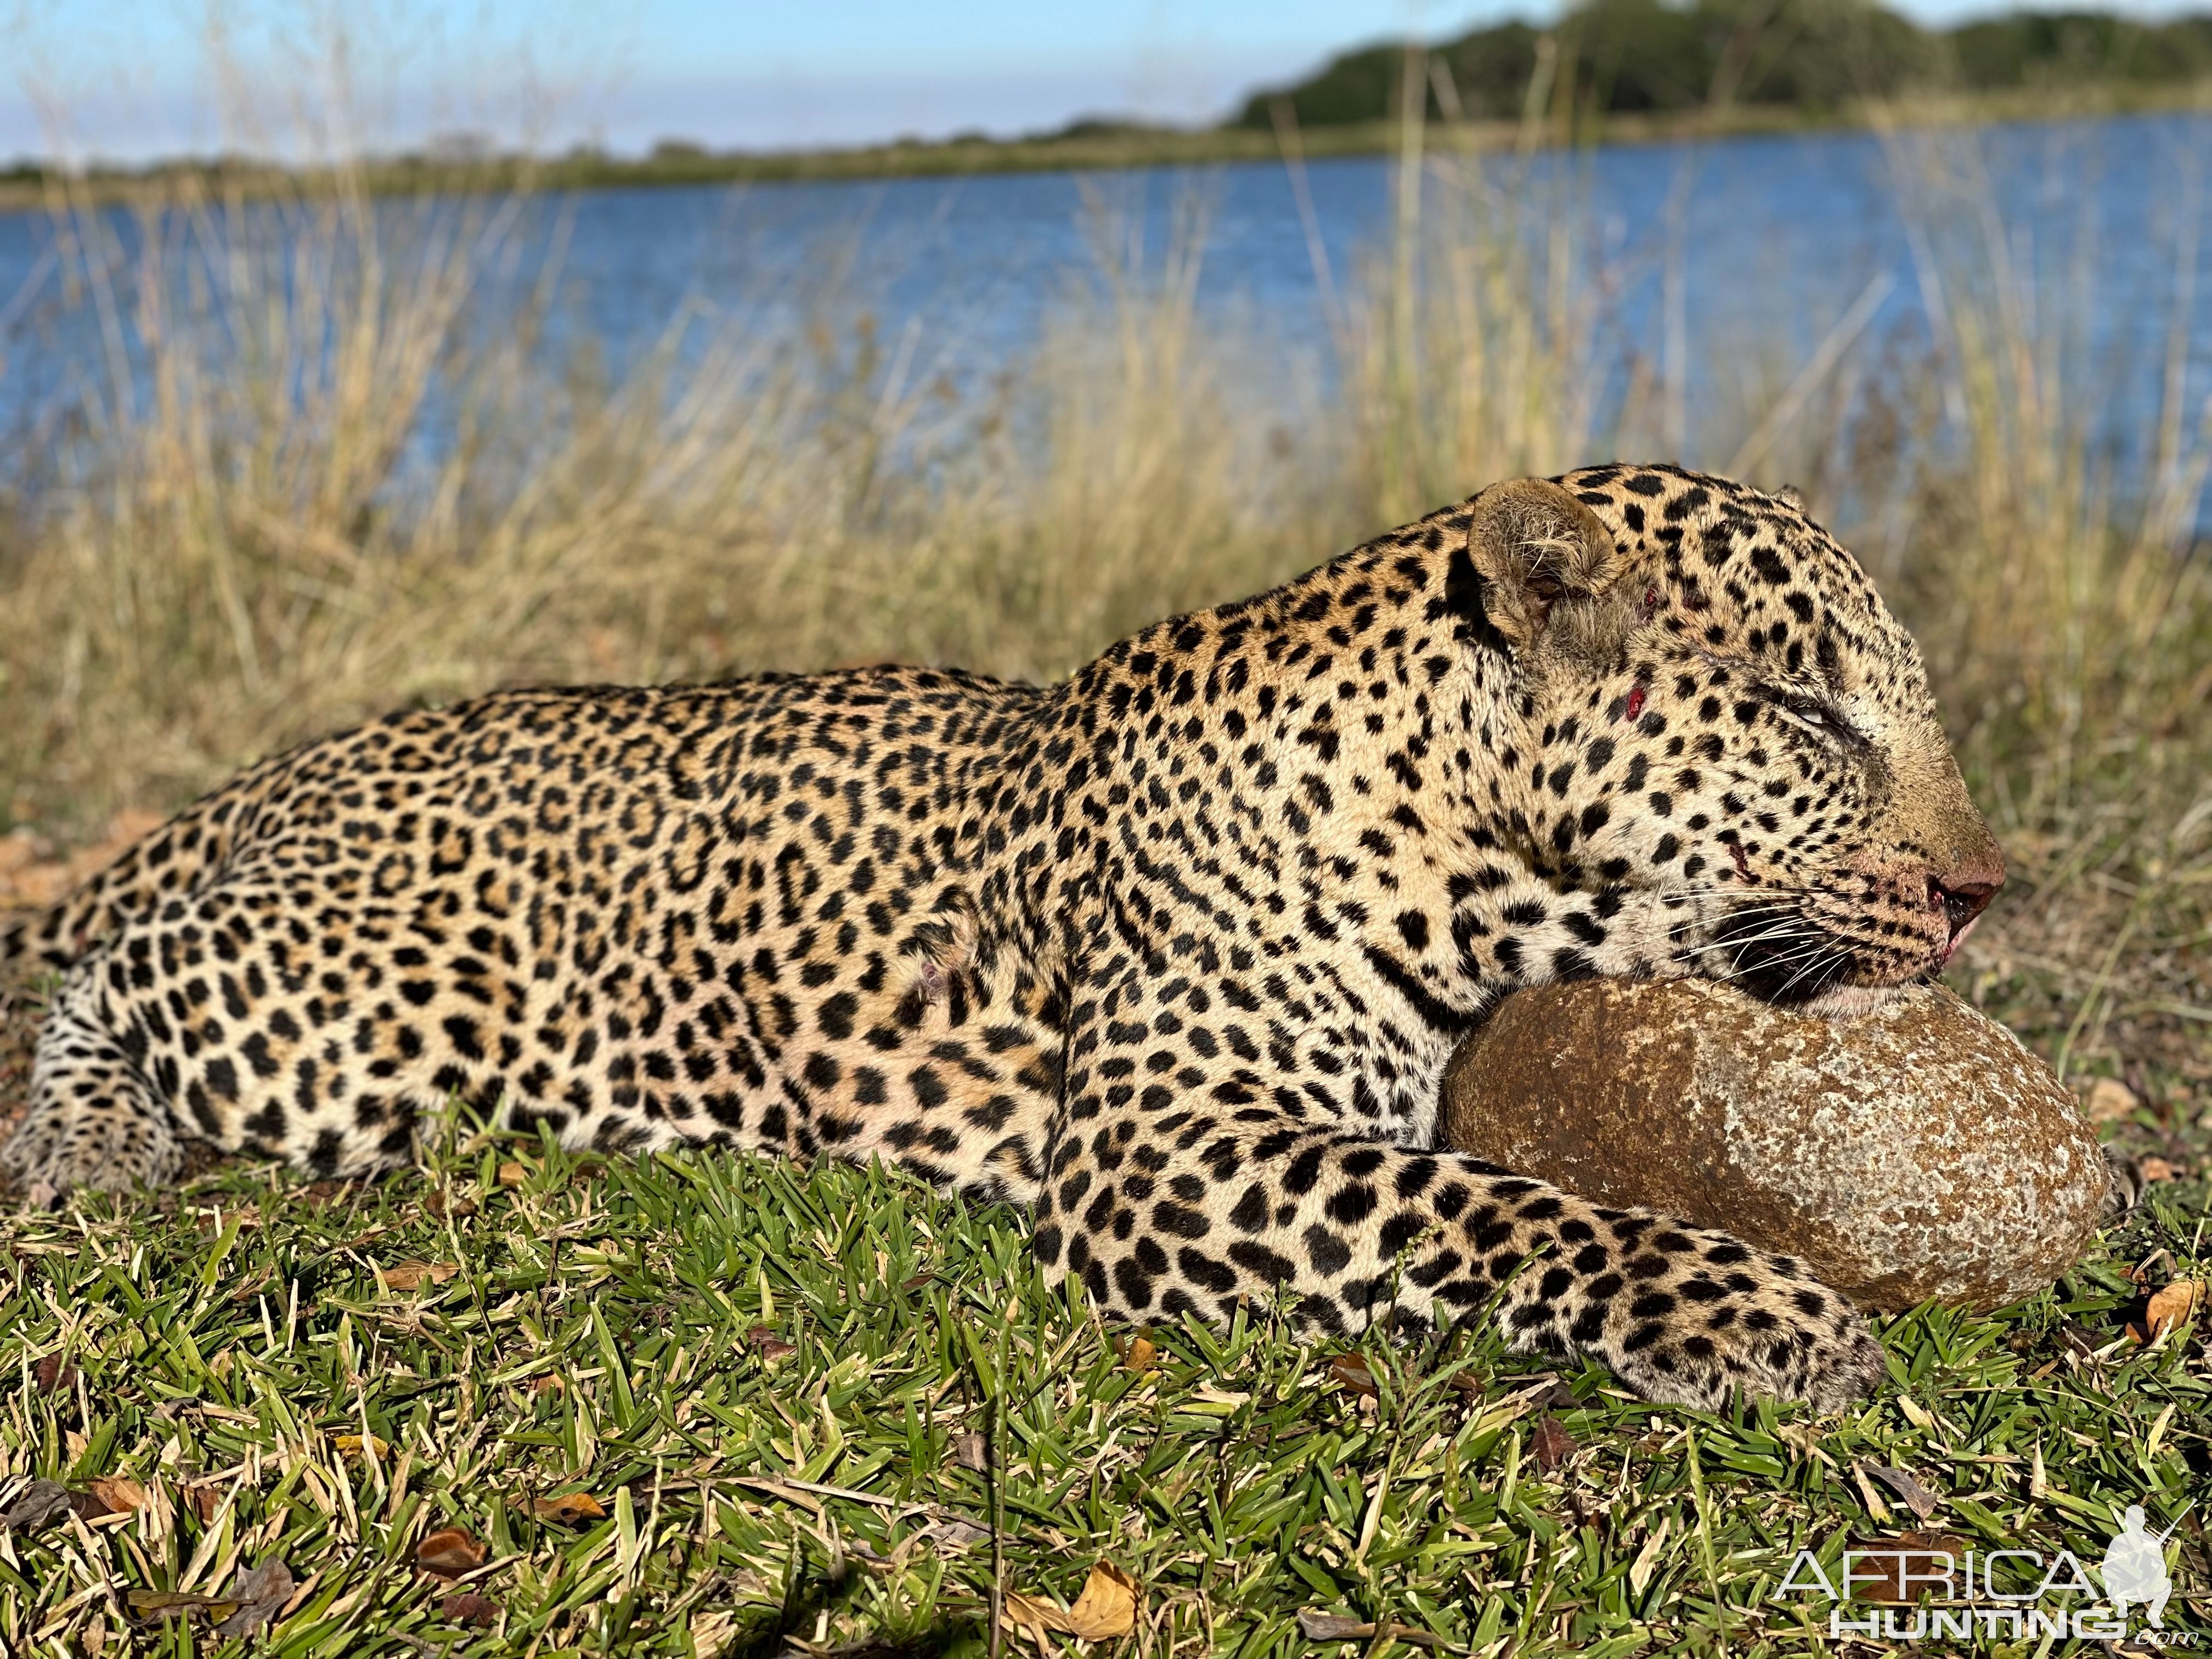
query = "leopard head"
xmin=1459 ymin=464 xmax=2003 ymax=1005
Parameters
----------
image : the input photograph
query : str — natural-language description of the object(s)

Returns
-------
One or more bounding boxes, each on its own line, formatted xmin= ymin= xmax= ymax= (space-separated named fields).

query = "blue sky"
xmin=0 ymin=0 xmax=2177 ymax=162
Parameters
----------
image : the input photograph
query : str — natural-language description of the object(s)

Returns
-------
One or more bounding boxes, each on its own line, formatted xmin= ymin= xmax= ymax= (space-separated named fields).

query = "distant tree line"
xmin=1234 ymin=1 xmax=2212 ymax=126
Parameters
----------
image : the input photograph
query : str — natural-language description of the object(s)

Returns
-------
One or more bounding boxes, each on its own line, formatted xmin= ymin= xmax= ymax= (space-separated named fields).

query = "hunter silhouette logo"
xmin=2103 ymin=1506 xmax=2175 ymax=1629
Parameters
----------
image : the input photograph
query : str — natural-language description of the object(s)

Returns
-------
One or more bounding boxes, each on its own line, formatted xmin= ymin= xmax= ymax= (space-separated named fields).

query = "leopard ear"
xmin=1457 ymin=478 xmax=1622 ymax=649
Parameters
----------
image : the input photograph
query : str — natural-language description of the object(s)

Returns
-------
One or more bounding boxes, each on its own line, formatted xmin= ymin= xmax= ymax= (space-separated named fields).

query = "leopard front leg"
xmin=1035 ymin=977 xmax=1884 ymax=1412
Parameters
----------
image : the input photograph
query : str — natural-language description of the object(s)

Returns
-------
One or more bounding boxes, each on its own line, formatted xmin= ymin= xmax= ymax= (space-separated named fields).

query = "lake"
xmin=2 ymin=109 xmax=2208 ymax=520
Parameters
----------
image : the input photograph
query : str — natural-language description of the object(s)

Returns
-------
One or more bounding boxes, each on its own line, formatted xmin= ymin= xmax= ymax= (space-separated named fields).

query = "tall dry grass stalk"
xmin=0 ymin=114 xmax=2206 ymax=1086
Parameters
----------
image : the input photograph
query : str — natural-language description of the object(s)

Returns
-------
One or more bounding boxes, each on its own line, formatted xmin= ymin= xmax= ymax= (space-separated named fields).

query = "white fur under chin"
xmin=1799 ymin=982 xmax=1916 ymax=1022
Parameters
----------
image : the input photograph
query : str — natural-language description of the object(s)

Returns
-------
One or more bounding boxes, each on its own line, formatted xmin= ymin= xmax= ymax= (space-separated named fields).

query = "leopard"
xmin=1 ymin=464 xmax=2016 ymax=1412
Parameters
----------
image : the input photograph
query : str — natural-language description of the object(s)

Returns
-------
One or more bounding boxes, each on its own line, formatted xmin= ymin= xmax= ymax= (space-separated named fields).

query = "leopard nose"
xmin=1928 ymin=868 xmax=2001 ymax=941
xmin=1932 ymin=879 xmax=1996 ymax=940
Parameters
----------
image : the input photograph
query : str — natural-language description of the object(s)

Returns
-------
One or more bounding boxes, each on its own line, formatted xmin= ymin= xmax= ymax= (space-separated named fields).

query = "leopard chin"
xmin=1798 ymin=982 xmax=1913 ymax=1022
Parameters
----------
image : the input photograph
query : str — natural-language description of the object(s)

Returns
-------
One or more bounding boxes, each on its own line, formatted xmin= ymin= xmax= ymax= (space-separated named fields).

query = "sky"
xmin=0 ymin=0 xmax=2183 ymax=164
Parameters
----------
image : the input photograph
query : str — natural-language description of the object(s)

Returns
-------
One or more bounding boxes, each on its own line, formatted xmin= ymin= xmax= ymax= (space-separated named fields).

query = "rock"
xmin=1438 ymin=979 xmax=2109 ymax=1312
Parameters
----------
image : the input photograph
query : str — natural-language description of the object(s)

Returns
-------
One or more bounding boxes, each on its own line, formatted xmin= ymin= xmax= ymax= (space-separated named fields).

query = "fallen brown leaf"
xmin=529 ymin=1492 xmax=607 ymax=1525
xmin=1864 ymin=1463 xmax=1939 ymax=1521
xmin=1118 ymin=1335 xmax=1156 ymax=1372
xmin=527 ymin=1374 xmax=566 ymax=1397
xmin=182 ymin=1483 xmax=224 ymax=1524
xmin=0 ymin=1480 xmax=72 ymax=1531
xmin=126 ymin=1589 xmax=240 ymax=1622
xmin=497 ymin=1161 xmax=529 ymax=1187
xmin=86 ymin=1476 xmax=148 ymax=1515
xmin=215 ymin=1558 xmax=295 ymax=1637
xmin=441 ymin=1591 xmax=501 ymax=1628
xmin=332 ymin=1433 xmax=390 ymax=1460
xmin=31 ymin=1354 xmax=78 ymax=1395
xmin=953 ymin=1431 xmax=990 ymax=1472
xmin=1845 ymin=1532 xmax=1968 ymax=1603
xmin=929 ymin=1517 xmax=991 ymax=1553
xmin=2144 ymin=1280 xmax=2208 ymax=1341
xmin=2123 ymin=1251 xmax=2172 ymax=1289
xmin=415 ymin=1526 xmax=489 ymax=1578
xmin=1058 ymin=1561 xmax=1140 ymax=1638
xmin=379 ymin=1260 xmax=461 ymax=1291
xmin=424 ymin=1190 xmax=479 ymax=1220
xmin=2140 ymin=1155 xmax=2185 ymax=1183
xmin=747 ymin=1324 xmax=797 ymax=1362
xmin=1003 ymin=1561 xmax=1141 ymax=1644
xmin=2081 ymin=1077 xmax=2141 ymax=1124
xmin=1531 ymin=1414 xmax=1577 ymax=1474
xmin=1327 ymin=1355 xmax=1378 ymax=1397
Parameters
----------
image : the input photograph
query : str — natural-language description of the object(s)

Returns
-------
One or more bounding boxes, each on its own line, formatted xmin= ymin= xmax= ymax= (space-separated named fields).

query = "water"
xmin=2 ymin=109 xmax=2208 ymax=515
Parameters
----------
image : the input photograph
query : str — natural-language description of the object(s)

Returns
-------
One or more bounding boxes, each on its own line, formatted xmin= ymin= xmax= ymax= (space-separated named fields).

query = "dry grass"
xmin=0 ymin=123 xmax=2207 ymax=1136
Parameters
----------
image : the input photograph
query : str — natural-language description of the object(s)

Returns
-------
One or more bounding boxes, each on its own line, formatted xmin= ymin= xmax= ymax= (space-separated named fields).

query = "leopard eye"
xmin=1778 ymin=692 xmax=1855 ymax=743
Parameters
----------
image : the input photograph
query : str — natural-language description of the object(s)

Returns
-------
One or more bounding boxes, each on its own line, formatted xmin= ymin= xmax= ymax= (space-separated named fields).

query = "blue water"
xmin=2 ymin=109 xmax=2207 ymax=516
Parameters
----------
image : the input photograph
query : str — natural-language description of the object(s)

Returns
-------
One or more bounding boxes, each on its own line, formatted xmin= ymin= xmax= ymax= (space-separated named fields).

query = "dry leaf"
xmin=1004 ymin=1561 xmax=1141 ymax=1643
xmin=1864 ymin=1464 xmax=1939 ymax=1521
xmin=2144 ymin=1280 xmax=2208 ymax=1341
xmin=2123 ymin=1252 xmax=2171 ymax=1289
xmin=441 ymin=1591 xmax=501 ymax=1628
xmin=747 ymin=1324 xmax=797 ymax=1362
xmin=31 ymin=1353 xmax=78 ymax=1395
xmin=1531 ymin=1414 xmax=1577 ymax=1474
xmin=497 ymin=1161 xmax=529 ymax=1187
xmin=86 ymin=1476 xmax=148 ymax=1515
xmin=930 ymin=1517 xmax=992 ymax=1553
xmin=216 ymin=1558 xmax=295 ymax=1637
xmin=423 ymin=1189 xmax=478 ymax=1220
xmin=953 ymin=1432 xmax=990 ymax=1472
xmin=0 ymin=1479 xmax=72 ymax=1531
xmin=1118 ymin=1335 xmax=1157 ymax=1372
xmin=182 ymin=1483 xmax=224 ymax=1525
xmin=528 ymin=1374 xmax=566 ymax=1397
xmin=416 ymin=1526 xmax=489 ymax=1578
xmin=1058 ymin=1561 xmax=1140 ymax=1638
xmin=127 ymin=1589 xmax=240 ymax=1621
xmin=1327 ymin=1355 xmax=1378 ymax=1397
xmin=900 ymin=1272 xmax=936 ymax=1291
xmin=2082 ymin=1077 xmax=2141 ymax=1124
xmin=2139 ymin=1155 xmax=2185 ymax=1183
xmin=1296 ymin=1610 xmax=1443 ymax=1647
xmin=1845 ymin=1532 xmax=1968 ymax=1603
xmin=529 ymin=1492 xmax=606 ymax=1525
xmin=332 ymin=1433 xmax=391 ymax=1460
xmin=379 ymin=1260 xmax=460 ymax=1291
xmin=572 ymin=1159 xmax=608 ymax=1180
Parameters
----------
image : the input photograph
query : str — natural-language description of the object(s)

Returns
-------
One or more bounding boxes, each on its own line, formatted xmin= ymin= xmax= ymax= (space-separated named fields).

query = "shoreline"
xmin=1 ymin=79 xmax=2207 ymax=212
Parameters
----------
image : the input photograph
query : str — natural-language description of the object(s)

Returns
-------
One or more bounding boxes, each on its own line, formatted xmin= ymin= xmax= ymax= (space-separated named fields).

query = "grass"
xmin=0 ymin=1121 xmax=2207 ymax=1657
xmin=1 ymin=57 xmax=2210 ymax=1657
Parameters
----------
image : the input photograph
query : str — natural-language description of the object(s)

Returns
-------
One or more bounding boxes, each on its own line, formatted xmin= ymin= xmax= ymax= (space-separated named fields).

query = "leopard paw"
xmin=1 ymin=1095 xmax=180 ymax=1207
xmin=1505 ymin=1219 xmax=1887 ymax=1412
